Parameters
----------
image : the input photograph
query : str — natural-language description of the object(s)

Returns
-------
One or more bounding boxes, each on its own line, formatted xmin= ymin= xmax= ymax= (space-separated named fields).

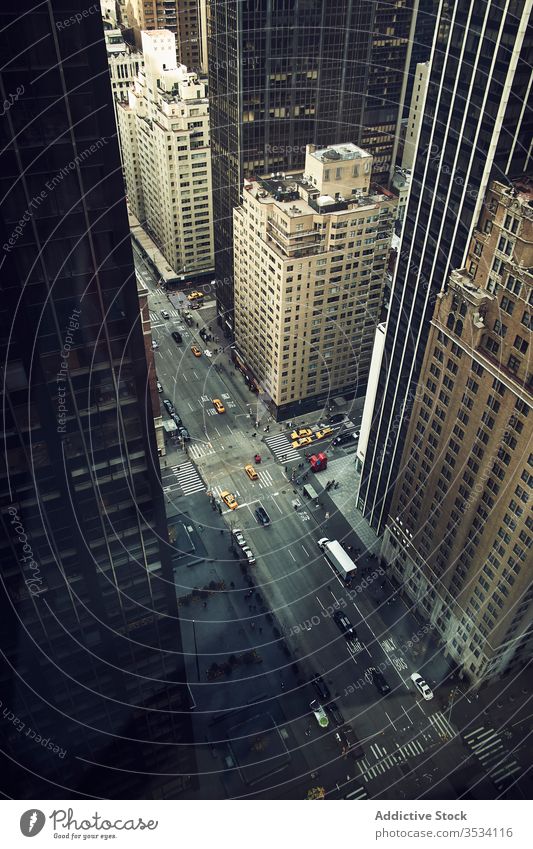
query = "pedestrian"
xmin=280 ymin=681 xmax=285 ymax=690
xmin=259 ymin=627 xmax=262 ymax=634
xmin=230 ymin=581 xmax=235 ymax=588
xmin=203 ymin=601 xmax=207 ymax=608
xmin=251 ymin=622 xmax=255 ymax=630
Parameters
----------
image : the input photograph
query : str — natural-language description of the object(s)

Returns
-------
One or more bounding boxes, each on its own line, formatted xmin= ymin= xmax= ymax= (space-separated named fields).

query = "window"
xmin=493 ymin=320 xmax=507 ymax=337
xmin=514 ymin=335 xmax=528 ymax=354
xmin=485 ymin=337 xmax=499 ymax=355
xmin=507 ymin=355 xmax=520 ymax=373
xmin=505 ymin=275 xmax=521 ymax=295
xmin=500 ymin=296 xmax=515 ymax=315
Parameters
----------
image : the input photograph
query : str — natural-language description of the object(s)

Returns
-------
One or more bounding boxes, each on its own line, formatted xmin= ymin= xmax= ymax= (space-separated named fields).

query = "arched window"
xmin=447 ymin=312 xmax=455 ymax=329
xmin=455 ymin=319 xmax=463 ymax=337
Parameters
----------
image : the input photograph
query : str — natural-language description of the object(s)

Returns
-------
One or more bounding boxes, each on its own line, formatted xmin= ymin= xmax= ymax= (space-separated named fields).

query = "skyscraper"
xmin=124 ymin=0 xmax=204 ymax=69
xmin=233 ymin=143 xmax=396 ymax=417
xmin=117 ymin=29 xmax=214 ymax=277
xmin=358 ymin=0 xmax=533 ymax=533
xmin=208 ymin=0 xmax=387 ymax=338
xmin=382 ymin=176 xmax=532 ymax=685
xmin=0 ymin=4 xmax=195 ymax=798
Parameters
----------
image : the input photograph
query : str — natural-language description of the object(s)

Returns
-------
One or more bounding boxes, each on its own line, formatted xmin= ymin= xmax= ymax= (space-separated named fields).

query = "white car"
xmin=232 ymin=529 xmax=247 ymax=548
xmin=310 ymin=700 xmax=329 ymax=728
xmin=204 ymin=349 xmax=213 ymax=358
xmin=156 ymin=380 xmax=163 ymax=393
xmin=410 ymin=672 xmax=434 ymax=700
xmin=242 ymin=547 xmax=256 ymax=565
xmin=151 ymin=340 xmax=159 ymax=350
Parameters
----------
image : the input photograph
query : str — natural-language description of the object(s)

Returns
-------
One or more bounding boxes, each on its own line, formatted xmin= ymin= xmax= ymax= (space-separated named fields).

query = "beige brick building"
xmin=233 ymin=143 xmax=396 ymax=419
xmin=117 ymin=30 xmax=213 ymax=277
xmin=382 ymin=178 xmax=533 ymax=686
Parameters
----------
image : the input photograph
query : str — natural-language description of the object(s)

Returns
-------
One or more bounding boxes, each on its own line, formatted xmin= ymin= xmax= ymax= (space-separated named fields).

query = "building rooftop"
xmin=309 ymin=142 xmax=371 ymax=163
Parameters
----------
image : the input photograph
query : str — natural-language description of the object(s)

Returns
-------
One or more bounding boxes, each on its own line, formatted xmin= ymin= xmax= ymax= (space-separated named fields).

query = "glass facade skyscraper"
xmin=208 ymin=0 xmax=409 ymax=337
xmin=358 ymin=0 xmax=533 ymax=533
xmin=0 ymin=3 xmax=195 ymax=798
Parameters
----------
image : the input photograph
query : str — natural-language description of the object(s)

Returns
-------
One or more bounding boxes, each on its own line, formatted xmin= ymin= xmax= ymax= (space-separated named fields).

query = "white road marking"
xmin=385 ymin=711 xmax=397 ymax=731
xmin=288 ymin=550 xmax=296 ymax=561
xmin=401 ymin=705 xmax=413 ymax=725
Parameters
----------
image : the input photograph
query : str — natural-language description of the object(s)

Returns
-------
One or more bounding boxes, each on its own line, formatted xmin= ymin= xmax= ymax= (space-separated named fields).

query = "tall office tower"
xmin=117 ymin=30 xmax=214 ymax=278
xmin=233 ymin=143 xmax=396 ymax=418
xmin=208 ymin=0 xmax=377 ymax=338
xmin=0 ymin=6 xmax=195 ymax=798
xmin=358 ymin=0 xmax=533 ymax=533
xmin=360 ymin=0 xmax=416 ymax=181
xmin=124 ymin=0 xmax=203 ymax=68
xmin=382 ymin=178 xmax=532 ymax=685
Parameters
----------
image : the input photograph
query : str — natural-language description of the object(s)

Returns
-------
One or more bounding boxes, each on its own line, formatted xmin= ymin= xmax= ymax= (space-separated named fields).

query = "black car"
xmin=255 ymin=506 xmax=271 ymax=526
xmin=163 ymin=398 xmax=175 ymax=415
xmin=312 ymin=674 xmax=331 ymax=702
xmin=326 ymin=701 xmax=345 ymax=728
xmin=367 ymin=668 xmax=391 ymax=695
xmin=171 ymin=412 xmax=183 ymax=428
xmin=333 ymin=610 xmax=357 ymax=639
xmin=171 ymin=331 xmax=182 ymax=344
xmin=178 ymin=426 xmax=190 ymax=441
xmin=332 ymin=430 xmax=358 ymax=446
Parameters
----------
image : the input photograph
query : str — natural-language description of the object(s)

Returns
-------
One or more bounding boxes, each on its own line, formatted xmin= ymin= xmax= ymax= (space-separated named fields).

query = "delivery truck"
xmin=318 ymin=537 xmax=357 ymax=581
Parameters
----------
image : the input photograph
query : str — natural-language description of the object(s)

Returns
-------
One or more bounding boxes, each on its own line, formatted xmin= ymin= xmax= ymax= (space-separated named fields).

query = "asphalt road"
xmin=133 ymin=246 xmax=490 ymax=800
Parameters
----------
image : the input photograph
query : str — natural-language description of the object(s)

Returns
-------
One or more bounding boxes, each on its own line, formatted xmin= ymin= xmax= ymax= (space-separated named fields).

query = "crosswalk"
xmin=258 ymin=469 xmax=274 ymax=488
xmin=429 ymin=710 xmax=456 ymax=740
xmin=345 ymin=784 xmax=368 ymax=800
xmin=188 ymin=441 xmax=216 ymax=460
xmin=463 ymin=726 xmax=522 ymax=792
xmin=356 ymin=712 xmax=455 ymax=784
xmin=169 ymin=462 xmax=206 ymax=496
xmin=264 ymin=433 xmax=300 ymax=463
xmin=149 ymin=308 xmax=182 ymax=322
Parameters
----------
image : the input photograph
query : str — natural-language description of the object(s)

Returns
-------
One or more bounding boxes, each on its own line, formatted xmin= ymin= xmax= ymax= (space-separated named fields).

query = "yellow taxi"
xmin=290 ymin=428 xmax=312 ymax=440
xmin=244 ymin=464 xmax=259 ymax=481
xmin=292 ymin=435 xmax=313 ymax=449
xmin=315 ymin=427 xmax=333 ymax=440
xmin=187 ymin=291 xmax=204 ymax=301
xmin=220 ymin=490 xmax=238 ymax=510
xmin=213 ymin=398 xmax=225 ymax=414
xmin=191 ymin=345 xmax=202 ymax=357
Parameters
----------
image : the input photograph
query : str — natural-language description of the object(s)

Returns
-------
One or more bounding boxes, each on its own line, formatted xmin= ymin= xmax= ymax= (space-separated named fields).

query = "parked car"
xmin=151 ymin=340 xmax=159 ymax=350
xmin=410 ymin=672 xmax=434 ymax=700
xmin=312 ymin=674 xmax=331 ymax=701
xmin=220 ymin=490 xmax=238 ymax=510
xmin=333 ymin=610 xmax=357 ymax=639
xmin=213 ymin=398 xmax=225 ymax=414
xmin=191 ymin=345 xmax=202 ymax=357
xmin=163 ymin=398 xmax=175 ymax=415
xmin=161 ymin=309 xmax=170 ymax=319
xmin=178 ymin=427 xmax=190 ymax=441
xmin=156 ymin=380 xmax=163 ymax=393
xmin=242 ymin=547 xmax=256 ymax=565
xmin=171 ymin=412 xmax=183 ymax=428
xmin=232 ymin=528 xmax=247 ymax=548
xmin=310 ymin=700 xmax=329 ymax=729
xmin=327 ymin=701 xmax=345 ymax=727
xmin=204 ymin=349 xmax=213 ymax=358
xmin=171 ymin=330 xmax=182 ymax=344
xmin=255 ymin=505 xmax=271 ymax=526
xmin=245 ymin=464 xmax=259 ymax=481
xmin=366 ymin=667 xmax=391 ymax=695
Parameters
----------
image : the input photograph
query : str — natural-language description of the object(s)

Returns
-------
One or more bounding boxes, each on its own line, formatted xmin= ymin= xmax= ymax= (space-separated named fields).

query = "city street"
xmin=134 ymin=248 xmax=497 ymax=800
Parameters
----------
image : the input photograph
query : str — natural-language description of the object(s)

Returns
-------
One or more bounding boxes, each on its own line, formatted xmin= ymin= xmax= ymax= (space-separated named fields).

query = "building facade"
xmin=105 ymin=28 xmax=143 ymax=129
xmin=0 ymin=5 xmax=195 ymax=798
xmin=382 ymin=178 xmax=532 ymax=686
xmin=208 ymin=0 xmax=387 ymax=338
xmin=124 ymin=0 xmax=204 ymax=68
xmin=117 ymin=29 xmax=214 ymax=278
xmin=358 ymin=0 xmax=533 ymax=533
xmin=233 ymin=143 xmax=396 ymax=418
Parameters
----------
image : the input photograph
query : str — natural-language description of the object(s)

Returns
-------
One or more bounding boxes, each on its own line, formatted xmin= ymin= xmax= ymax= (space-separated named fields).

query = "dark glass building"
xmin=208 ymin=0 xmax=400 ymax=337
xmin=358 ymin=0 xmax=533 ymax=533
xmin=0 ymin=3 xmax=195 ymax=798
